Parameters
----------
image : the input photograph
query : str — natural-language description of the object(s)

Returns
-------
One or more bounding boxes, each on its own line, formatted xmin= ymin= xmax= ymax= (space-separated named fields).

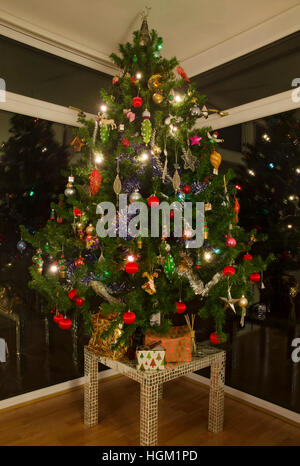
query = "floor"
xmin=0 ymin=376 xmax=299 ymax=446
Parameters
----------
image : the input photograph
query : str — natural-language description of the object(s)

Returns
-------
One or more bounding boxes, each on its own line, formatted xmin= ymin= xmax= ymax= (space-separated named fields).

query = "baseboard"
xmin=184 ymin=373 xmax=300 ymax=427
xmin=0 ymin=369 xmax=120 ymax=413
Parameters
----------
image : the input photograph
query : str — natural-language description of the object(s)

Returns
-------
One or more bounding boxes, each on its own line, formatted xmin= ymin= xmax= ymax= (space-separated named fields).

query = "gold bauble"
xmin=238 ymin=295 xmax=248 ymax=308
xmin=86 ymin=223 xmax=95 ymax=235
xmin=152 ymin=92 xmax=164 ymax=104
xmin=148 ymin=73 xmax=163 ymax=91
xmin=289 ymin=286 xmax=298 ymax=298
xmin=151 ymin=144 xmax=162 ymax=156
xmin=210 ymin=150 xmax=222 ymax=175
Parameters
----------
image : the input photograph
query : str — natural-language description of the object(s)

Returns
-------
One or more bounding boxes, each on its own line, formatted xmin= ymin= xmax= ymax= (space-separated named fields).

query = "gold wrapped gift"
xmin=88 ymin=312 xmax=127 ymax=360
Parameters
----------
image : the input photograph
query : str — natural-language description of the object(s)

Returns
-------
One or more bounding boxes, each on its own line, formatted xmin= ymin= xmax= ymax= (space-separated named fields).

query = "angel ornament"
xmin=142 ymin=271 xmax=159 ymax=295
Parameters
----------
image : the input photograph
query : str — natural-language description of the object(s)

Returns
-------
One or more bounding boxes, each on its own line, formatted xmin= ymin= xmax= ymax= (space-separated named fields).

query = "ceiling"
xmin=0 ymin=0 xmax=299 ymax=76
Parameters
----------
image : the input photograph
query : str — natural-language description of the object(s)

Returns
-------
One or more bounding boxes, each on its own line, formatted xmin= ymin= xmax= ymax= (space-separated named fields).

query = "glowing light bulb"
xmin=235 ymin=184 xmax=242 ymax=191
xmin=248 ymin=169 xmax=255 ymax=176
xmin=268 ymin=162 xmax=275 ymax=169
xmin=94 ymin=152 xmax=103 ymax=164
xmin=203 ymin=251 xmax=213 ymax=262
xmin=127 ymin=255 xmax=135 ymax=262
xmin=262 ymin=133 xmax=271 ymax=142
xmin=100 ymin=104 xmax=107 ymax=113
xmin=49 ymin=263 xmax=58 ymax=273
xmin=136 ymin=72 xmax=142 ymax=80
xmin=289 ymin=195 xmax=295 ymax=201
xmin=140 ymin=152 xmax=148 ymax=161
xmin=287 ymin=224 xmax=293 ymax=229
xmin=174 ymin=95 xmax=182 ymax=103
xmin=296 ymin=167 xmax=300 ymax=174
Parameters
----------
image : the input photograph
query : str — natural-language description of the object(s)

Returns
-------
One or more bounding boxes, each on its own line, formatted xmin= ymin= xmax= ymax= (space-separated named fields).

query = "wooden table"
xmin=84 ymin=344 xmax=226 ymax=446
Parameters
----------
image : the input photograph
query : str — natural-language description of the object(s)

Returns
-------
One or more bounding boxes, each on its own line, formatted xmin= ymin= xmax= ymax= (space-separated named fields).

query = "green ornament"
xmin=100 ymin=124 xmax=110 ymax=143
xmin=44 ymin=242 xmax=50 ymax=252
xmin=164 ymin=254 xmax=175 ymax=279
xmin=153 ymin=51 xmax=160 ymax=59
xmin=133 ymin=54 xmax=138 ymax=63
xmin=141 ymin=109 xmax=152 ymax=145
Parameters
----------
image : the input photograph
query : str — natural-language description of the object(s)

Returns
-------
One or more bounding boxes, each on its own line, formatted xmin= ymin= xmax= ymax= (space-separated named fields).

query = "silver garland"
xmin=90 ymin=280 xmax=122 ymax=305
xmin=176 ymin=267 xmax=223 ymax=297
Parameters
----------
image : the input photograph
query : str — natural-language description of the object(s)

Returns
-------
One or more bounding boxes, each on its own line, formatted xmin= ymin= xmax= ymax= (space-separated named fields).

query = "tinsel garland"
xmin=176 ymin=267 xmax=223 ymax=296
xmin=89 ymin=280 xmax=122 ymax=305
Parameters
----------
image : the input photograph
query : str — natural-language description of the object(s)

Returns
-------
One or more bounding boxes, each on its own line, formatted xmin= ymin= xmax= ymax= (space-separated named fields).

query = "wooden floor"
xmin=0 ymin=376 xmax=299 ymax=446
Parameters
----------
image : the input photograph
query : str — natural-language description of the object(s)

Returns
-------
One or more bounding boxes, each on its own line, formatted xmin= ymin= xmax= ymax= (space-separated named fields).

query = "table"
xmin=84 ymin=344 xmax=226 ymax=446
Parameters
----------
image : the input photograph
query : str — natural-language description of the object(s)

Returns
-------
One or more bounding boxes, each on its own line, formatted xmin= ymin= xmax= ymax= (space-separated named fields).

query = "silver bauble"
xmin=190 ymin=105 xmax=201 ymax=117
xmin=64 ymin=187 xmax=76 ymax=197
xmin=129 ymin=190 xmax=142 ymax=202
xmin=17 ymin=240 xmax=26 ymax=253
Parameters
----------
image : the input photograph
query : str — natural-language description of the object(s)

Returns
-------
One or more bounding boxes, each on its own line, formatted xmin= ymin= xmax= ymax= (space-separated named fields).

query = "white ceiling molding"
xmin=195 ymin=89 xmax=300 ymax=130
xmin=0 ymin=91 xmax=95 ymax=126
xmin=182 ymin=4 xmax=300 ymax=76
xmin=0 ymin=12 xmax=117 ymax=75
xmin=0 ymin=3 xmax=299 ymax=77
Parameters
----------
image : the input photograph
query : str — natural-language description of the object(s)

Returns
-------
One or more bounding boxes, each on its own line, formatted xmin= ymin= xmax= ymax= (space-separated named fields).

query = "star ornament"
xmin=189 ymin=134 xmax=202 ymax=146
xmin=219 ymin=287 xmax=239 ymax=313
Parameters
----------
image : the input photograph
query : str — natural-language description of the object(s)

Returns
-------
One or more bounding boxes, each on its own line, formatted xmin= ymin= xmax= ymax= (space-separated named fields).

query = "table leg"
xmin=158 ymin=384 xmax=163 ymax=400
xmin=208 ymin=352 xmax=226 ymax=433
xmin=140 ymin=381 xmax=159 ymax=446
xmin=84 ymin=349 xmax=99 ymax=427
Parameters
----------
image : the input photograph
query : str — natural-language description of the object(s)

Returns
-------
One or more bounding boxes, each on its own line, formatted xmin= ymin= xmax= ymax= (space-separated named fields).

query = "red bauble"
xmin=90 ymin=168 xmax=101 ymax=195
xmin=75 ymin=297 xmax=85 ymax=306
xmin=121 ymin=138 xmax=130 ymax=147
xmin=68 ymin=289 xmax=78 ymax=301
xmin=59 ymin=318 xmax=72 ymax=330
xmin=170 ymin=210 xmax=174 ymax=219
xmin=225 ymin=236 xmax=237 ymax=248
xmin=125 ymin=262 xmax=138 ymax=274
xmin=209 ymin=332 xmax=221 ymax=345
xmin=75 ymin=256 xmax=85 ymax=267
xmin=123 ymin=311 xmax=136 ymax=325
xmin=132 ymin=96 xmax=143 ymax=107
xmin=50 ymin=307 xmax=56 ymax=314
xmin=243 ymin=253 xmax=253 ymax=261
xmin=182 ymin=185 xmax=191 ymax=194
xmin=176 ymin=301 xmax=186 ymax=313
xmin=53 ymin=314 xmax=64 ymax=324
xmin=223 ymin=266 xmax=235 ymax=276
xmin=147 ymin=195 xmax=159 ymax=206
xmin=73 ymin=207 xmax=83 ymax=217
xmin=250 ymin=272 xmax=260 ymax=283
xmin=130 ymin=76 xmax=136 ymax=85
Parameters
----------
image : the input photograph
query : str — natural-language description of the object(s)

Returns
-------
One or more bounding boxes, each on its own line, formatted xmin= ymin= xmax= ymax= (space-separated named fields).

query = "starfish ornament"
xmin=189 ymin=134 xmax=202 ymax=146
xmin=181 ymin=146 xmax=197 ymax=171
xmin=219 ymin=286 xmax=239 ymax=313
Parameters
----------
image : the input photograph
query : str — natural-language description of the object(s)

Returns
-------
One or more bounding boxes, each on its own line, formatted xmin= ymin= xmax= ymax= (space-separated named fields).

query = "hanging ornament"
xmin=59 ymin=318 xmax=72 ymax=330
xmin=68 ymin=289 xmax=78 ymax=300
xmin=210 ymin=151 xmax=222 ymax=175
xmin=32 ymin=249 xmax=44 ymax=274
xmin=75 ymin=297 xmax=85 ymax=306
xmin=121 ymin=138 xmax=130 ymax=148
xmin=223 ymin=266 xmax=235 ymax=276
xmin=189 ymin=134 xmax=202 ymax=146
xmin=90 ymin=168 xmax=101 ymax=195
xmin=57 ymin=216 xmax=64 ymax=224
xmin=225 ymin=236 xmax=237 ymax=248
xmin=181 ymin=146 xmax=197 ymax=172
xmin=125 ymin=262 xmax=139 ymax=274
xmin=250 ymin=272 xmax=260 ymax=283
xmin=139 ymin=10 xmax=150 ymax=46
xmin=130 ymin=76 xmax=136 ymax=86
xmin=137 ymin=233 xmax=143 ymax=249
xmin=190 ymin=105 xmax=201 ymax=117
xmin=151 ymin=144 xmax=162 ymax=156
xmin=118 ymin=124 xmax=125 ymax=132
xmin=86 ymin=235 xmax=100 ymax=250
xmin=86 ymin=224 xmax=95 ymax=235
xmin=129 ymin=190 xmax=142 ymax=203
xmin=238 ymin=295 xmax=248 ymax=327
xmin=141 ymin=109 xmax=152 ymax=145
xmin=100 ymin=124 xmax=110 ymax=143
xmin=147 ymin=74 xmax=164 ymax=91
xmin=124 ymin=109 xmax=135 ymax=122
xmin=233 ymin=196 xmax=240 ymax=222
xmin=132 ymin=96 xmax=143 ymax=108
xmin=123 ymin=310 xmax=136 ymax=325
xmin=142 ymin=272 xmax=158 ymax=295
xmin=176 ymin=301 xmax=186 ymax=313
xmin=207 ymin=131 xmax=224 ymax=143
xmin=152 ymin=92 xmax=164 ymax=104
xmin=164 ymin=254 xmax=175 ymax=279
xmin=71 ymin=136 xmax=84 ymax=152
xmin=133 ymin=54 xmax=138 ymax=63
xmin=209 ymin=332 xmax=221 ymax=344
xmin=53 ymin=313 xmax=64 ymax=324
xmin=195 ymin=254 xmax=202 ymax=269
xmin=17 ymin=239 xmax=26 ymax=253
xmin=64 ymin=176 xmax=76 ymax=198
xmin=75 ymin=256 xmax=85 ymax=267
xmin=176 ymin=65 xmax=190 ymax=82
xmin=182 ymin=185 xmax=191 ymax=194
xmin=50 ymin=209 xmax=55 ymax=221
xmin=147 ymin=195 xmax=159 ymax=206
xmin=59 ymin=253 xmax=66 ymax=278
xmin=113 ymin=160 xmax=122 ymax=208
xmin=243 ymin=253 xmax=253 ymax=261
xmin=172 ymin=168 xmax=181 ymax=194
xmin=204 ymin=217 xmax=209 ymax=239
xmin=112 ymin=76 xmax=119 ymax=85
xmin=73 ymin=207 xmax=83 ymax=217
xmin=220 ymin=285 xmax=238 ymax=313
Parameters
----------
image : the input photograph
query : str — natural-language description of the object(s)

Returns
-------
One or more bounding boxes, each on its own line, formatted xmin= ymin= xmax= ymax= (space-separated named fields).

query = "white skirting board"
xmin=0 ymin=369 xmax=299 ymax=425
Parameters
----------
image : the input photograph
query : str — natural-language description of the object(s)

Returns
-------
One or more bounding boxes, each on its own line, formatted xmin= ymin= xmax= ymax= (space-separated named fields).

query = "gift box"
xmin=136 ymin=343 xmax=166 ymax=371
xmin=145 ymin=325 xmax=192 ymax=363
xmin=88 ymin=312 xmax=127 ymax=360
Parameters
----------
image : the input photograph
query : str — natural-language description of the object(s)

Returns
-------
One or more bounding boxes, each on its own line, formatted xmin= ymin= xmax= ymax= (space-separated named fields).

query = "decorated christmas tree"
xmin=20 ymin=15 xmax=271 ymax=348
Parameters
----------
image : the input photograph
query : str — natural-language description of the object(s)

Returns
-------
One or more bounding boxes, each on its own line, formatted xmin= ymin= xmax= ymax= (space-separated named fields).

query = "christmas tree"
xmin=236 ymin=111 xmax=300 ymax=316
xmin=20 ymin=15 xmax=271 ymax=346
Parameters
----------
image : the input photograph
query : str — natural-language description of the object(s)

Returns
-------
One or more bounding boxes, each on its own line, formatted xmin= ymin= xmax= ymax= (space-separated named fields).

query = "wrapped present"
xmin=145 ymin=325 xmax=192 ymax=363
xmin=88 ymin=311 xmax=127 ymax=360
xmin=136 ymin=341 xmax=166 ymax=371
